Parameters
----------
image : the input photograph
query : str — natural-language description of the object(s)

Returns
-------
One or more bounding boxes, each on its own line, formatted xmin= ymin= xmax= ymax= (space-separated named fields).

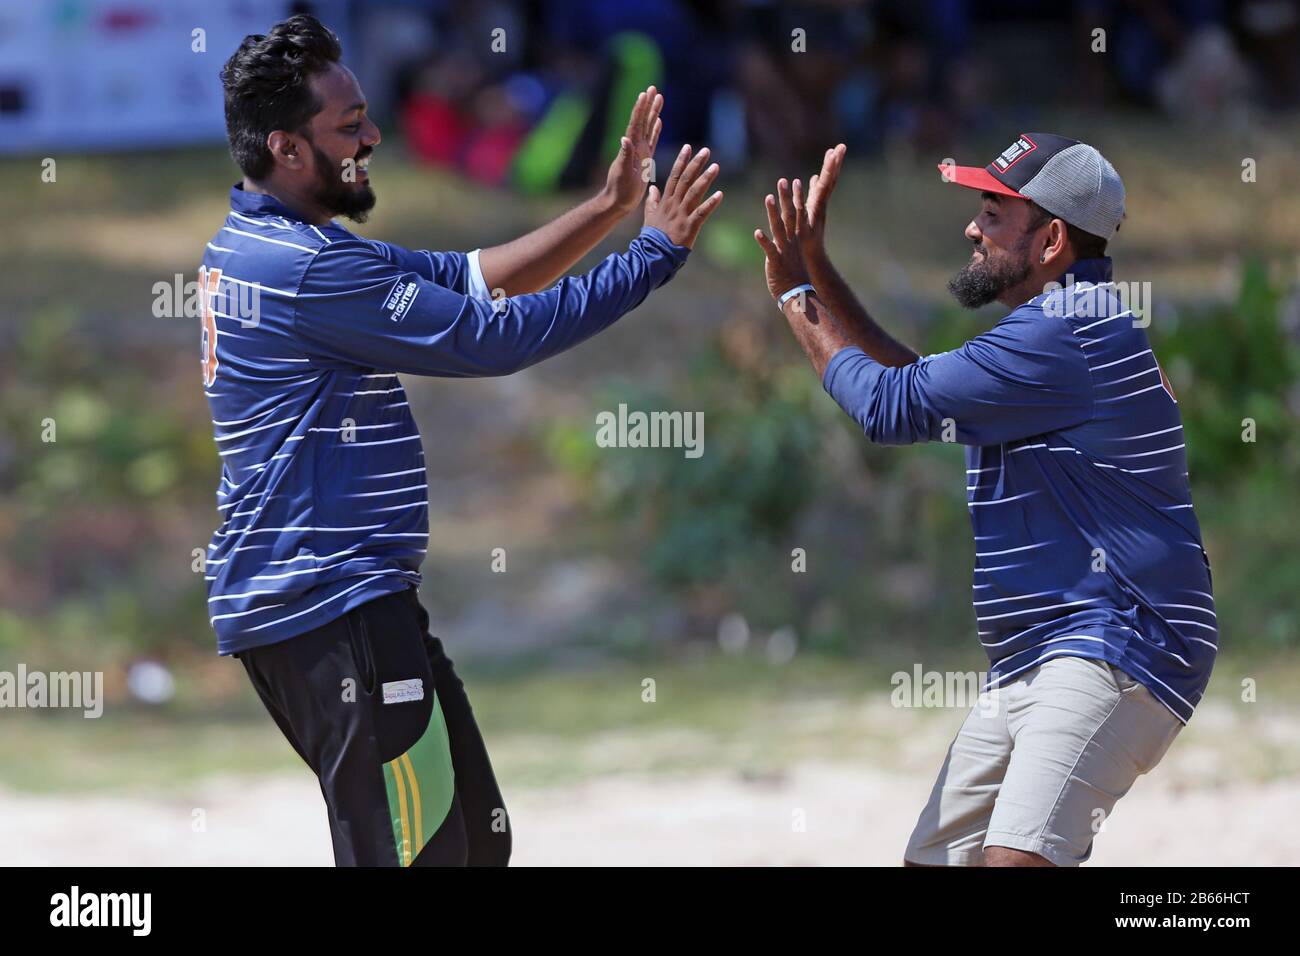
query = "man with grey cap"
xmin=754 ymin=134 xmax=1215 ymax=866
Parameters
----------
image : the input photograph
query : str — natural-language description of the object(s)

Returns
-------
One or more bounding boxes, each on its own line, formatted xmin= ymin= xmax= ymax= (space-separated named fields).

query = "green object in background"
xmin=512 ymin=31 xmax=663 ymax=195
xmin=700 ymin=218 xmax=765 ymax=269
xmin=600 ymin=32 xmax=664 ymax=163
xmin=512 ymin=92 xmax=591 ymax=194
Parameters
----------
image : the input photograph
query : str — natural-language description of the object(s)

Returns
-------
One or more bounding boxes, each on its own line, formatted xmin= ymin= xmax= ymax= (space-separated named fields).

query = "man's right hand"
xmin=644 ymin=144 xmax=723 ymax=248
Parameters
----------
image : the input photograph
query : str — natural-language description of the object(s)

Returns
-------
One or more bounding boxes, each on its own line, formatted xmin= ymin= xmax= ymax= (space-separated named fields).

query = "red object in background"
xmin=100 ymin=7 xmax=158 ymax=31
xmin=462 ymin=123 xmax=527 ymax=186
xmin=402 ymin=92 xmax=527 ymax=187
xmin=403 ymin=92 xmax=470 ymax=167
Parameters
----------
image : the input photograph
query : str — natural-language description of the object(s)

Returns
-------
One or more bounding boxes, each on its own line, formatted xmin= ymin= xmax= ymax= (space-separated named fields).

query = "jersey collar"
xmin=229 ymin=183 xmax=310 ymax=222
xmin=1058 ymin=256 xmax=1113 ymax=286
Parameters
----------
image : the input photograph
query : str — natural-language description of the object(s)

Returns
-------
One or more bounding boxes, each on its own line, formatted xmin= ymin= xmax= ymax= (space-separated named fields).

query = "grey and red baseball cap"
xmin=939 ymin=133 xmax=1126 ymax=240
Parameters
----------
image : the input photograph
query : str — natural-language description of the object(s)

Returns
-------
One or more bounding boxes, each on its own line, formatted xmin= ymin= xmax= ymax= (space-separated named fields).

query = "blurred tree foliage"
xmin=1154 ymin=259 xmax=1300 ymax=486
xmin=599 ymin=366 xmax=818 ymax=587
xmin=0 ymin=304 xmax=215 ymax=660
xmin=546 ymin=340 xmax=832 ymax=629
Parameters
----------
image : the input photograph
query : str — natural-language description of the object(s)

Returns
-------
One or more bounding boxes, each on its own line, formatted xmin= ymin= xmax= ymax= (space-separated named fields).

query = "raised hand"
xmin=801 ymin=143 xmax=846 ymax=259
xmin=644 ymin=143 xmax=724 ymax=249
xmin=753 ymin=177 xmax=813 ymax=301
xmin=603 ymin=86 xmax=664 ymax=216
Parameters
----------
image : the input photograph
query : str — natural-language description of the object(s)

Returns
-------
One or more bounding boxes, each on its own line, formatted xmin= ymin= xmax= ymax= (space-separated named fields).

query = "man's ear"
xmin=1042 ymin=218 xmax=1068 ymax=264
xmin=266 ymin=130 xmax=306 ymax=172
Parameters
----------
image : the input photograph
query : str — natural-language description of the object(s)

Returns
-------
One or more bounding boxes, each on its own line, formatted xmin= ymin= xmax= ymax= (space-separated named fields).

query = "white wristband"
xmin=777 ymin=283 xmax=816 ymax=311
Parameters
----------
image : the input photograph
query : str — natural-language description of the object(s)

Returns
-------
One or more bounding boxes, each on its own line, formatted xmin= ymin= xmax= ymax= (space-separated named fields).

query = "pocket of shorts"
xmin=346 ymin=609 xmax=378 ymax=696
xmin=1138 ymin=713 xmax=1184 ymax=774
xmin=1107 ymin=663 xmax=1141 ymax=694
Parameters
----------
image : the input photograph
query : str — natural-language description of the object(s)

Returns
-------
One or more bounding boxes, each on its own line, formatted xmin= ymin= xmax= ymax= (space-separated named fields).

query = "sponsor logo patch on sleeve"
xmin=383 ymin=278 xmax=420 ymax=323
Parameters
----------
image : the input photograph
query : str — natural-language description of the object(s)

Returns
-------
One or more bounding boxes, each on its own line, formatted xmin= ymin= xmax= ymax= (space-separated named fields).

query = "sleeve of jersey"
xmin=364 ymin=239 xmax=492 ymax=299
xmin=821 ymin=306 xmax=1095 ymax=446
xmin=293 ymin=226 xmax=689 ymax=377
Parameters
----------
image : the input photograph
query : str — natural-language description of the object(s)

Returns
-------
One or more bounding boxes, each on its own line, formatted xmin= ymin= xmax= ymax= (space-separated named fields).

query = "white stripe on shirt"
xmin=221 ymin=225 xmax=318 ymax=253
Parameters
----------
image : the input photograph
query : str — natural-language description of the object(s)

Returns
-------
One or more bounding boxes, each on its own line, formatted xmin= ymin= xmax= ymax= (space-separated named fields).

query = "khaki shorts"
xmin=903 ymin=654 xmax=1183 ymax=867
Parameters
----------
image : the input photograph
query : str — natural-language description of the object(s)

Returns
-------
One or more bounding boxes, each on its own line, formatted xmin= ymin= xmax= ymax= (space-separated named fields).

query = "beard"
xmin=946 ymin=236 xmax=1034 ymax=308
xmin=309 ymin=142 xmax=376 ymax=223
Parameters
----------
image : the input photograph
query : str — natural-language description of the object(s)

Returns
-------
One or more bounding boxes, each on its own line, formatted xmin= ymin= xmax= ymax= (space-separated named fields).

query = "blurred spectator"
xmin=1233 ymin=0 xmax=1300 ymax=109
xmin=353 ymin=0 xmax=1300 ymax=192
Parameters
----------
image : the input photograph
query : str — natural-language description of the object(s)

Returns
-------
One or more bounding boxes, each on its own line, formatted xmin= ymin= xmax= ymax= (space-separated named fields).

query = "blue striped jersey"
xmin=200 ymin=185 xmax=689 ymax=655
xmin=823 ymin=258 xmax=1216 ymax=723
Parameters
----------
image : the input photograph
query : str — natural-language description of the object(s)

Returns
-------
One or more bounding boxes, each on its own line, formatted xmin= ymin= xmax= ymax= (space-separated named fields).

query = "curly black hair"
xmin=220 ymin=14 xmax=342 ymax=180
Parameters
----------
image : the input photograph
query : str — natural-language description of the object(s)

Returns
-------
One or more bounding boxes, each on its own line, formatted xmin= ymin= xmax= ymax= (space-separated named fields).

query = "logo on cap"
xmin=991 ymin=135 xmax=1037 ymax=172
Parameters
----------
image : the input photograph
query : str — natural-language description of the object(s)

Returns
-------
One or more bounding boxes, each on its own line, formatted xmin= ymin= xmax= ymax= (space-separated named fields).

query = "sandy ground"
xmin=5 ymin=761 xmax=1297 ymax=866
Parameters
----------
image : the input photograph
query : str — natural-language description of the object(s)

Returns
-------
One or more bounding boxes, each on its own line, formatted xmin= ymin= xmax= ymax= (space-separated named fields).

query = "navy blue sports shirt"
xmin=823 ymin=258 xmax=1216 ymax=722
xmin=200 ymin=185 xmax=689 ymax=655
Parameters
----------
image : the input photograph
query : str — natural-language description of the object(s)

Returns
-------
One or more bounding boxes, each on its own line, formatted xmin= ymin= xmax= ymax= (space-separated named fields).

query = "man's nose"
xmin=965 ymin=221 xmax=981 ymax=243
xmin=362 ymin=117 xmax=381 ymax=148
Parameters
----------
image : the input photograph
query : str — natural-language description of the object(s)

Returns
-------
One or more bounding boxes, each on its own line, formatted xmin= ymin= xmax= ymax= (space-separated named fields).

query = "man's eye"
xmin=343 ymin=124 xmax=361 ymax=133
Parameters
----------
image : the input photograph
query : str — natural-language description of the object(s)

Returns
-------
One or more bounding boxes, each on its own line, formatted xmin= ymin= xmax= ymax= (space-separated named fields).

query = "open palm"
xmin=604 ymin=86 xmax=664 ymax=216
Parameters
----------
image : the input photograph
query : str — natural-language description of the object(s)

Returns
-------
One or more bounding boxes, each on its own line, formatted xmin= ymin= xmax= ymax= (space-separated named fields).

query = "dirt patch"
xmin=4 ymin=761 xmax=1294 ymax=866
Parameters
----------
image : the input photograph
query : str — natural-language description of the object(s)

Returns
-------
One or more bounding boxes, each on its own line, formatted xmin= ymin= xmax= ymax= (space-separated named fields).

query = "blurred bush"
xmin=0 ymin=303 xmax=215 ymax=659
xmin=547 ymin=337 xmax=829 ymax=629
xmin=1154 ymin=259 xmax=1300 ymax=486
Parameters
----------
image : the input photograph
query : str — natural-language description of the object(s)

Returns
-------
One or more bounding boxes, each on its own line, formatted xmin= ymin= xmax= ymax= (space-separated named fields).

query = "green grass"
xmin=3 ymin=648 xmax=1297 ymax=796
